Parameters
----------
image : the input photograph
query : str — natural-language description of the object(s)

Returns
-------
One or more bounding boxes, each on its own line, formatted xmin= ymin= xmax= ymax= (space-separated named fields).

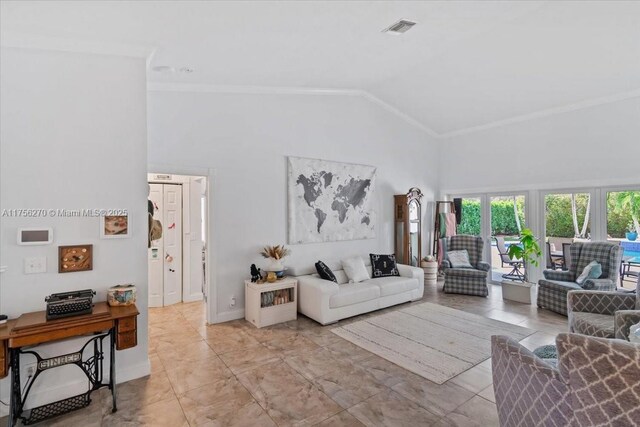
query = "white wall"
xmin=439 ymin=97 xmax=640 ymax=193
xmin=0 ymin=48 xmax=149 ymax=407
xmin=148 ymin=90 xmax=440 ymax=321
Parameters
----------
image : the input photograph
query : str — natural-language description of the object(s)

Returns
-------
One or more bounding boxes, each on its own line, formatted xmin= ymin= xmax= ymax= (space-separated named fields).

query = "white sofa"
xmin=288 ymin=259 xmax=424 ymax=325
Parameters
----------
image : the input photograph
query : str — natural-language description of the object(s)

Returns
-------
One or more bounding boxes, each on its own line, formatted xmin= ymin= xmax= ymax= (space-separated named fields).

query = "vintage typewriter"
xmin=45 ymin=289 xmax=96 ymax=320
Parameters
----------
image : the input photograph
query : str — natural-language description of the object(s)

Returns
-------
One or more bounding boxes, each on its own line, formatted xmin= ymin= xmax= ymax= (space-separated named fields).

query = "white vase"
xmin=266 ymin=258 xmax=284 ymax=271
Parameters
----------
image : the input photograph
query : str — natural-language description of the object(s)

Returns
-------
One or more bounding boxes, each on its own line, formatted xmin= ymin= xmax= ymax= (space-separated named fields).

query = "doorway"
xmin=148 ymin=173 xmax=207 ymax=308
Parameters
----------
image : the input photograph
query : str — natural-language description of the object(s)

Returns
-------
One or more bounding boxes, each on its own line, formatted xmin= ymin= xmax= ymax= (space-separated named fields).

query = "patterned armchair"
xmin=568 ymin=274 xmax=640 ymax=340
xmin=537 ymin=241 xmax=622 ymax=316
xmin=492 ymin=333 xmax=640 ymax=427
xmin=441 ymin=235 xmax=490 ymax=297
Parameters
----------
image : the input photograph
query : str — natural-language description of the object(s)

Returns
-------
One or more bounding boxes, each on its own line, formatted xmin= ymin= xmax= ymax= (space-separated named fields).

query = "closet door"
xmin=163 ymin=184 xmax=183 ymax=306
xmin=148 ymin=184 xmax=164 ymax=308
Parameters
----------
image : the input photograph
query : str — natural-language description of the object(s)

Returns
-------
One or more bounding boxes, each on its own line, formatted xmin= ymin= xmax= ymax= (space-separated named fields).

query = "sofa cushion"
xmin=315 ymin=261 xmax=337 ymax=283
xmin=329 ymin=282 xmax=380 ymax=308
xmin=539 ymin=279 xmax=582 ymax=293
xmin=369 ymin=276 xmax=418 ymax=297
xmin=342 ymin=256 xmax=370 ymax=283
xmin=571 ymin=312 xmax=615 ymax=338
xmin=370 ymin=254 xmax=400 ymax=278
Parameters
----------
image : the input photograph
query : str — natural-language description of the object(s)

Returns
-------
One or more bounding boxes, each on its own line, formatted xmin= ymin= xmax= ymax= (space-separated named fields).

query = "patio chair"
xmin=545 ymin=242 xmax=563 ymax=270
xmin=494 ymin=236 xmax=524 ymax=281
xmin=441 ymin=235 xmax=490 ymax=297
xmin=537 ymin=241 xmax=623 ymax=316
xmin=562 ymin=242 xmax=572 ymax=271
xmin=492 ymin=333 xmax=640 ymax=427
xmin=567 ymin=273 xmax=640 ymax=340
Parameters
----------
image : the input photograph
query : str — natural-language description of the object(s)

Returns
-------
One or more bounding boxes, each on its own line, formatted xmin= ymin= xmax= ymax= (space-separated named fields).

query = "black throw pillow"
xmin=315 ymin=261 xmax=337 ymax=283
xmin=370 ymin=254 xmax=400 ymax=278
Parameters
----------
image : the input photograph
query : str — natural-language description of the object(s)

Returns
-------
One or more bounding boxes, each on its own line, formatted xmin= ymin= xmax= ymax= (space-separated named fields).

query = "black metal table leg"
xmin=8 ymin=348 xmax=20 ymax=427
xmin=110 ymin=328 xmax=117 ymax=413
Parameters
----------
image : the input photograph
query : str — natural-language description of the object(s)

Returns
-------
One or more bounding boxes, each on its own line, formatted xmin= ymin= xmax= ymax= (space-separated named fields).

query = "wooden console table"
xmin=0 ymin=302 xmax=139 ymax=426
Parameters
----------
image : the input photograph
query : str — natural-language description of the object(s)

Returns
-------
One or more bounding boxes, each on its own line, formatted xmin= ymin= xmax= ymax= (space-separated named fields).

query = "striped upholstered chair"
xmin=537 ymin=241 xmax=622 ymax=316
xmin=492 ymin=333 xmax=640 ymax=427
xmin=441 ymin=235 xmax=490 ymax=297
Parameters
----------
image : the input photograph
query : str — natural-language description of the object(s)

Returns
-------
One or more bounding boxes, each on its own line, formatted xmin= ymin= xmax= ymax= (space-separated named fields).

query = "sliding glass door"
xmin=489 ymin=194 xmax=527 ymax=283
xmin=606 ymin=189 xmax=640 ymax=288
xmin=456 ymin=197 xmax=482 ymax=237
xmin=543 ymin=191 xmax=592 ymax=272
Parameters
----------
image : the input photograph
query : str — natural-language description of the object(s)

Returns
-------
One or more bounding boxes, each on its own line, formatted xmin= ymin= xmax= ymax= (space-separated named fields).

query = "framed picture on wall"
xmin=100 ymin=215 xmax=130 ymax=239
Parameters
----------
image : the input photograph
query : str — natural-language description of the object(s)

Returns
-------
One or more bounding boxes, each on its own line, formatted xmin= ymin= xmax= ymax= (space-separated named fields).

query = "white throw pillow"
xmin=342 ymin=256 xmax=370 ymax=283
xmin=576 ymin=260 xmax=602 ymax=285
xmin=447 ymin=250 xmax=473 ymax=268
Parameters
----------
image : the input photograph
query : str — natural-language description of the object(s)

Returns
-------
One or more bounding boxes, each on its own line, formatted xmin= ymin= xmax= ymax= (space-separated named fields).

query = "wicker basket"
xmin=107 ymin=284 xmax=137 ymax=307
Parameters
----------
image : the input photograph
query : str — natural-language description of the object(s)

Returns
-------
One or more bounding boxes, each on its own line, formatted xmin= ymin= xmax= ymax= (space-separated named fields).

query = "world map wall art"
xmin=288 ymin=156 xmax=377 ymax=244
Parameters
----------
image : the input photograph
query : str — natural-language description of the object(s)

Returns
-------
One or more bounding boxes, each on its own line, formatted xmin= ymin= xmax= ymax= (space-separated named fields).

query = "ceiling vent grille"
xmin=383 ymin=19 xmax=417 ymax=34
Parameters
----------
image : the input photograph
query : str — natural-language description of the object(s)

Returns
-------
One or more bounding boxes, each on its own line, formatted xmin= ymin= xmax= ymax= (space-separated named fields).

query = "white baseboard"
xmin=182 ymin=293 xmax=204 ymax=303
xmin=212 ymin=308 xmax=245 ymax=324
xmin=0 ymin=358 xmax=150 ymax=413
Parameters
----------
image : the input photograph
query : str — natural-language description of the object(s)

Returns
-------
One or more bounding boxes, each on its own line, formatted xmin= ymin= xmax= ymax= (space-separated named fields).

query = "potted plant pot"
xmin=501 ymin=280 xmax=534 ymax=304
xmin=626 ymin=231 xmax=638 ymax=241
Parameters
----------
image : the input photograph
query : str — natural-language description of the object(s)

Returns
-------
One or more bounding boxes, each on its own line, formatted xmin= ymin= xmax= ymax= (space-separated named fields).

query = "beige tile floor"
xmin=6 ymin=280 xmax=568 ymax=426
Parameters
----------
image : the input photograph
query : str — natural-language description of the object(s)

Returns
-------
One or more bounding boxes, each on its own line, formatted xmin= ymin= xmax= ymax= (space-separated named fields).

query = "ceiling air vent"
xmin=383 ymin=19 xmax=417 ymax=34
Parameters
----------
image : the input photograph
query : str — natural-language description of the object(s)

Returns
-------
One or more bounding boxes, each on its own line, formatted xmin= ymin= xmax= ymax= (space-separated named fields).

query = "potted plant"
xmin=260 ymin=245 xmax=291 ymax=282
xmin=626 ymin=222 xmax=638 ymax=242
xmin=502 ymin=228 xmax=542 ymax=304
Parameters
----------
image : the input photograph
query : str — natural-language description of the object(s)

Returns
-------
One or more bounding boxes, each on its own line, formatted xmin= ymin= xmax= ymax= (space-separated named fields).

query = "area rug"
xmin=331 ymin=302 xmax=535 ymax=384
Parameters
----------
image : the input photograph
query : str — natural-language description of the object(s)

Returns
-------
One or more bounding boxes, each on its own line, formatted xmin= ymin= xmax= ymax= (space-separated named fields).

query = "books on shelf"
xmin=260 ymin=288 xmax=294 ymax=308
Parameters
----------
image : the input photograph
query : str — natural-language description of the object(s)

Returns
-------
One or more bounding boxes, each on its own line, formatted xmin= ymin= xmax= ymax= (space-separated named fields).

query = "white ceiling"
xmin=2 ymin=1 xmax=639 ymax=136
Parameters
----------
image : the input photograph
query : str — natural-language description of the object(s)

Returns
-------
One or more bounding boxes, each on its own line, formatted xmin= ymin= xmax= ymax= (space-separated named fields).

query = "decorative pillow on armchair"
xmin=370 ymin=254 xmax=400 ymax=278
xmin=447 ymin=250 xmax=473 ymax=268
xmin=576 ymin=260 xmax=602 ymax=285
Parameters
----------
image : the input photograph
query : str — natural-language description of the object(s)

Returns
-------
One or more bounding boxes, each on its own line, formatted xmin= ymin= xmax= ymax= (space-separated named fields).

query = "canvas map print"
xmin=288 ymin=156 xmax=376 ymax=244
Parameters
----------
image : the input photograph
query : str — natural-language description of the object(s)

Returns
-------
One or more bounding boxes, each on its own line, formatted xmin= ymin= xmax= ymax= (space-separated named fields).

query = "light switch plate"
xmin=24 ymin=257 xmax=46 ymax=274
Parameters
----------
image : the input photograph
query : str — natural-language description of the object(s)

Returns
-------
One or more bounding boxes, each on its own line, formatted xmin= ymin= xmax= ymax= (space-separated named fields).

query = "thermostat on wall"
xmin=17 ymin=228 xmax=53 ymax=245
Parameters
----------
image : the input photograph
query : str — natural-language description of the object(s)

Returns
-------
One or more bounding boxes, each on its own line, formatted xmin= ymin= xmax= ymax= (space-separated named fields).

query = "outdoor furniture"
xmin=537 ymin=241 xmax=623 ymax=316
xmin=545 ymin=242 xmax=563 ymax=270
xmin=492 ymin=333 xmax=640 ymax=427
xmin=494 ymin=236 xmax=524 ymax=281
xmin=568 ymin=274 xmax=640 ymax=340
xmin=621 ymin=256 xmax=640 ymax=285
xmin=562 ymin=242 xmax=572 ymax=271
xmin=441 ymin=235 xmax=490 ymax=297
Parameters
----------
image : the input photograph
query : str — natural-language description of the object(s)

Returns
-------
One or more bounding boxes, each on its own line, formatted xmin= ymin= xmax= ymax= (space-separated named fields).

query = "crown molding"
xmin=147 ymin=82 xmax=363 ymax=97
xmin=359 ymin=92 xmax=440 ymax=138
xmin=439 ymin=88 xmax=640 ymax=139
xmin=0 ymin=31 xmax=155 ymax=59
xmin=147 ymin=82 xmax=441 ymax=138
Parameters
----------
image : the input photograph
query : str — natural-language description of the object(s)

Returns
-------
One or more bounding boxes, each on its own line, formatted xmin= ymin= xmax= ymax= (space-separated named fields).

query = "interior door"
xmin=148 ymin=184 xmax=164 ymax=307
xmin=163 ymin=184 xmax=183 ymax=306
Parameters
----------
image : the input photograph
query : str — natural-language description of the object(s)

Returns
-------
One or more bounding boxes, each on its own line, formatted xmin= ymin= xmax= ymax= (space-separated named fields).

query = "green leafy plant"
xmin=615 ymin=191 xmax=640 ymax=235
xmin=507 ymin=228 xmax=542 ymax=283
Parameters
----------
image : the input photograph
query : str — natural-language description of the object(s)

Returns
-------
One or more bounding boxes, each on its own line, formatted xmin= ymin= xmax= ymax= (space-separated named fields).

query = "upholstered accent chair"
xmin=492 ymin=333 xmax=640 ymax=427
xmin=568 ymin=274 xmax=640 ymax=340
xmin=537 ymin=241 xmax=623 ymax=316
xmin=441 ymin=235 xmax=490 ymax=297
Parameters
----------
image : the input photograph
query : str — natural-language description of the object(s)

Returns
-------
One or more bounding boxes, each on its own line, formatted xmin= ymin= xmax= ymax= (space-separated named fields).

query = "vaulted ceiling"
xmin=2 ymin=1 xmax=639 ymax=137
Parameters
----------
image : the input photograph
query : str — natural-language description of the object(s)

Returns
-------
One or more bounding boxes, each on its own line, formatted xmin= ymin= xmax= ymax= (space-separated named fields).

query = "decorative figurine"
xmin=250 ymin=264 xmax=262 ymax=283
